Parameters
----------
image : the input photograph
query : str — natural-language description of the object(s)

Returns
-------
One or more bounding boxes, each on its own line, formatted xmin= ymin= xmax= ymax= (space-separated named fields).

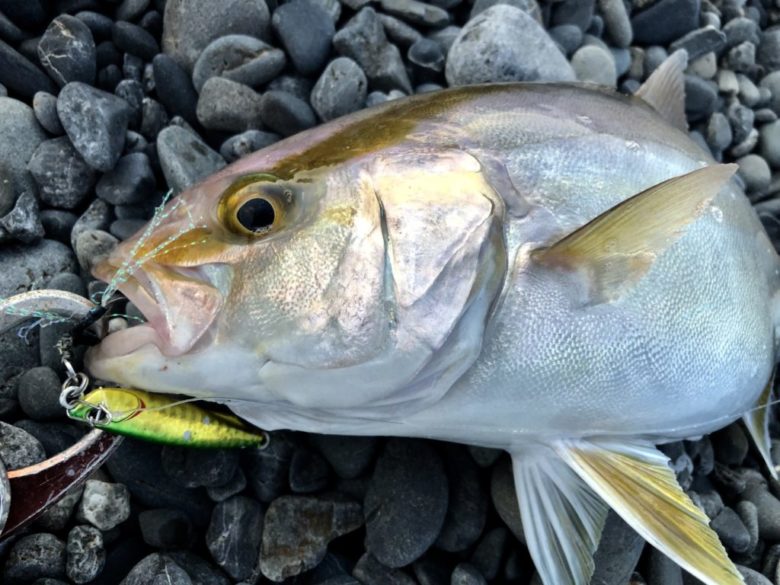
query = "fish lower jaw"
xmin=91 ymin=323 xmax=162 ymax=359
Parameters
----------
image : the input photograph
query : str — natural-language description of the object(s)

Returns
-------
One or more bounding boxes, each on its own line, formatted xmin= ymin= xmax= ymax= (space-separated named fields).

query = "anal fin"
xmin=743 ymin=369 xmax=778 ymax=479
xmin=556 ymin=439 xmax=744 ymax=585
xmin=509 ymin=449 xmax=609 ymax=585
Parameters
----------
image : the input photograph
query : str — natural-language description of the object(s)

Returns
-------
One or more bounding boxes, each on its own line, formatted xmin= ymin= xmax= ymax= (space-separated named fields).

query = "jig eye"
xmin=236 ymin=197 xmax=276 ymax=234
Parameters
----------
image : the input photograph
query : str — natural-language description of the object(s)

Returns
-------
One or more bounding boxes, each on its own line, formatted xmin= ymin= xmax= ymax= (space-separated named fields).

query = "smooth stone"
xmin=74 ymin=228 xmax=118 ymax=273
xmin=207 ymin=467 xmax=248 ymax=502
xmin=646 ymin=548 xmax=682 ymax=585
xmin=353 ymin=553 xmax=417 ymax=585
xmin=110 ymin=218 xmax=146 ymax=241
xmin=151 ymin=54 xmax=198 ymax=125
xmin=427 ymin=25 xmax=460 ymax=53
xmin=758 ymin=26 xmax=780 ymax=72
xmin=379 ymin=14 xmax=422 ymax=48
xmin=309 ymin=434 xmax=378 ymax=480
xmin=590 ymin=511 xmax=645 ymax=583
xmin=688 ymin=51 xmax=717 ymax=79
xmin=206 ymin=495 xmax=264 ymax=581
xmin=683 ymin=75 xmax=717 ymax=122
xmin=0 ymin=97 xmax=47 ymax=198
xmin=57 ymin=82 xmax=130 ymax=172
xmin=364 ymin=439 xmax=449 ymax=568
xmin=737 ymin=566 xmax=772 ymax=585
xmin=706 ymin=111 xmax=733 ymax=153
xmin=192 ymin=35 xmax=285 ymax=92
xmin=112 ymin=21 xmax=159 ymax=60
xmin=0 ymin=420 xmax=46 ymax=469
xmin=116 ymin=0 xmax=151 ymax=22
xmin=38 ymin=15 xmax=96 ymax=87
xmin=489 ymin=456 xmax=523 ymax=541
xmin=711 ymin=506 xmax=751 ymax=553
xmin=96 ymin=152 xmax=155 ymax=206
xmin=711 ymin=423 xmax=749 ymax=466
xmin=408 ymin=38 xmax=445 ymax=75
xmin=272 ymin=0 xmax=335 ymax=76
xmin=74 ymin=12 xmax=114 ymax=40
xmin=756 ymin=108 xmax=777 ymax=123
xmin=379 ymin=0 xmax=449 ymax=27
xmin=435 ymin=446 xmax=487 ymax=553
xmin=66 ymin=525 xmax=105 ymax=584
xmin=551 ymin=0 xmax=593 ymax=30
xmin=161 ymin=445 xmax=239 ymax=488
xmin=468 ymin=446 xmax=502 ymax=468
xmin=138 ymin=509 xmax=195 ymax=549
xmin=3 ymin=533 xmax=66 ymax=581
xmin=0 ymin=38 xmax=57 ymax=97
xmin=289 ymin=448 xmax=331 ymax=493
xmin=162 ymin=0 xmax=271 ymax=73
xmin=333 ymin=7 xmax=412 ymax=93
xmin=28 ymin=137 xmax=96 ymax=209
xmin=13 ymin=420 xmax=81 ymax=458
xmin=571 ymin=44 xmax=616 ymax=86
xmin=727 ymin=41 xmax=756 ymax=73
xmin=196 ymin=77 xmax=264 ymax=132
xmin=728 ymin=102 xmax=755 ymax=145
xmin=139 ymin=97 xmax=169 ymax=140
xmin=310 ymin=57 xmax=368 ymax=122
xmin=115 ymin=79 xmax=144 ymax=129
xmin=742 ymin=483 xmax=780 ymax=540
xmin=724 ymin=17 xmax=760 ymax=48
xmin=630 ymin=0 xmax=700 ymax=46
xmin=219 ymin=129 xmax=279 ymax=163
xmin=736 ymin=500 xmax=759 ymax=554
xmin=267 ymin=73 xmax=314 ymax=101
xmin=157 ymin=125 xmax=226 ymax=193
xmin=737 ymin=154 xmax=771 ymax=194
xmin=669 ymin=25 xmax=726 ymax=61
xmin=76 ymin=480 xmax=131 ymax=531
xmin=549 ymin=24 xmax=583 ymax=56
xmin=0 ymin=189 xmax=45 ymax=244
xmin=259 ymin=90 xmax=317 ymax=137
xmin=760 ymin=120 xmax=780 ymax=168
xmin=760 ymin=71 xmax=780 ymax=115
xmin=120 ymin=553 xmax=193 ymax=585
xmin=451 ymin=563 xmax=485 ymax=585
xmin=33 ymin=91 xmax=64 ymax=135
xmin=36 ymin=486 xmax=84 ymax=532
xmin=469 ymin=527 xmax=507 ymax=580
xmin=0 ymin=239 xmax=77 ymax=298
xmin=445 ymin=5 xmax=575 ymax=86
xmin=739 ymin=73 xmax=762 ymax=108
xmin=17 ymin=366 xmax=62 ymax=420
xmin=598 ymin=0 xmax=632 ymax=48
xmin=244 ymin=432 xmax=296 ymax=502
xmin=70 ymin=198 xmax=110 ymax=251
xmin=259 ymin=495 xmax=363 ymax=581
xmin=165 ymin=551 xmax=231 ymax=585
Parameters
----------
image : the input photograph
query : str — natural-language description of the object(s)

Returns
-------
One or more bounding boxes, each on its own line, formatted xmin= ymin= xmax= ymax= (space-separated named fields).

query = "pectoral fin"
xmin=556 ymin=439 xmax=744 ymax=585
xmin=509 ymin=449 xmax=609 ymax=585
xmin=743 ymin=369 xmax=778 ymax=479
xmin=636 ymin=49 xmax=688 ymax=131
xmin=533 ymin=164 xmax=737 ymax=303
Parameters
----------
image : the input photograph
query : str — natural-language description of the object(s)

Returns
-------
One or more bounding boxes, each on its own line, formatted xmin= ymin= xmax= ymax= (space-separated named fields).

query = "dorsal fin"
xmin=743 ymin=368 xmax=778 ymax=479
xmin=636 ymin=49 xmax=688 ymax=131
xmin=533 ymin=164 xmax=737 ymax=304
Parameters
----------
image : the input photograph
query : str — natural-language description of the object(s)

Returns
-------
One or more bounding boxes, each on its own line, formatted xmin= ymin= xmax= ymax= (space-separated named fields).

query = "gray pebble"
xmin=57 ymin=82 xmax=129 ymax=172
xmin=446 ymin=5 xmax=575 ymax=86
xmin=706 ymin=111 xmax=733 ymax=153
xmin=469 ymin=527 xmax=507 ymax=580
xmin=684 ymin=75 xmax=717 ymax=122
xmin=756 ymin=108 xmax=777 ymax=124
xmin=549 ymin=24 xmax=583 ymax=56
xmin=728 ymin=102 xmax=755 ymax=145
xmin=739 ymin=74 xmax=762 ymax=108
xmin=157 ymin=125 xmax=226 ymax=193
xmin=727 ymin=41 xmax=756 ymax=74
xmin=0 ymin=420 xmax=46 ymax=469
xmin=196 ymin=77 xmax=264 ymax=132
xmin=646 ymin=548 xmax=682 ymax=585
xmin=379 ymin=0 xmax=449 ymax=28
xmin=267 ymin=74 xmax=314 ymax=101
xmin=17 ymin=366 xmax=62 ymax=420
xmin=471 ymin=0 xmax=541 ymax=22
xmin=760 ymin=120 xmax=780 ymax=168
xmin=0 ymin=97 xmax=48 ymax=200
xmin=736 ymin=500 xmax=759 ymax=553
xmin=451 ymin=563 xmax=485 ymax=585
xmin=760 ymin=71 xmax=780 ymax=115
xmin=724 ymin=17 xmax=760 ymax=48
xmin=140 ymin=97 xmax=169 ymax=140
xmin=161 ymin=445 xmax=239 ymax=488
xmin=353 ymin=553 xmax=417 ymax=585
xmin=571 ymin=44 xmax=616 ymax=86
xmin=260 ymin=495 xmax=363 ymax=581
xmin=112 ymin=21 xmax=159 ymax=61
xmin=110 ymin=218 xmax=147 ymax=241
xmin=643 ymin=45 xmax=668 ymax=78
xmin=489 ymin=456 xmax=523 ymax=541
xmin=758 ymin=26 xmax=780 ymax=72
xmin=379 ymin=14 xmax=423 ymax=48
xmin=206 ymin=495 xmax=264 ymax=581
xmin=289 ymin=448 xmax=331 ymax=493
xmin=74 ymin=229 xmax=118 ymax=273
xmin=468 ymin=446 xmax=501 ymax=468
xmin=96 ymin=152 xmax=155 ymax=206
xmin=139 ymin=508 xmax=194 ymax=549
xmin=712 ymin=423 xmax=749 ymax=466
xmin=66 ymin=525 xmax=105 ymax=584
xmin=28 ymin=137 xmax=96 ymax=209
xmin=669 ymin=25 xmax=726 ymax=61
xmin=333 ymin=8 xmax=412 ymax=94
xmin=259 ymin=90 xmax=317 ymax=137
xmin=730 ymin=129 xmax=759 ymax=157
xmin=220 ymin=130 xmax=280 ymax=163
xmin=309 ymin=434 xmax=378 ymax=479
xmin=33 ymin=91 xmax=63 ymax=135
xmin=16 ymin=420 xmax=81 ymax=458
xmin=692 ymin=489 xmax=724 ymax=519
xmin=272 ymin=0 xmax=335 ymax=76
xmin=3 ymin=533 xmax=66 ymax=581
xmin=742 ymin=483 xmax=780 ymax=540
xmin=152 ymin=54 xmax=198 ymax=126
xmin=0 ymin=239 xmax=77 ymax=298
xmin=244 ymin=432 xmax=295 ymax=502
xmin=115 ymin=79 xmax=144 ymax=129
xmin=408 ymin=38 xmax=445 ymax=75
xmin=0 ymin=38 xmax=57 ymax=98
xmin=364 ymin=439 xmax=448 ymax=568
xmin=737 ymin=154 xmax=771 ymax=195
xmin=207 ymin=467 xmax=248 ymax=502
xmin=711 ymin=506 xmax=751 ymax=554
xmin=598 ymin=0 xmax=631 ymax=48
xmin=37 ymin=15 xmax=96 ymax=87
xmin=427 ymin=25 xmax=460 ymax=54
xmin=166 ymin=550 xmax=231 ymax=585
xmin=36 ymin=486 xmax=84 ymax=532
xmin=70 ymin=198 xmax=111 ymax=251
xmin=0 ymin=189 xmax=44 ymax=244
xmin=76 ymin=479 xmax=131 ymax=531
xmin=435 ymin=446 xmax=487 ymax=553
xmin=192 ymin=35 xmax=286 ymax=92
xmin=120 ymin=553 xmax=193 ymax=585
xmin=311 ymin=58 xmax=368 ymax=122
xmin=688 ymin=51 xmax=717 ymax=79
xmin=162 ymin=0 xmax=271 ymax=73
xmin=590 ymin=511 xmax=645 ymax=584
xmin=630 ymin=0 xmax=698 ymax=46
xmin=737 ymin=565 xmax=772 ymax=585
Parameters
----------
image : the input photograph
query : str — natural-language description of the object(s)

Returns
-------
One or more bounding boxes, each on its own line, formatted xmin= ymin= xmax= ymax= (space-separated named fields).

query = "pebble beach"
xmin=1 ymin=0 xmax=780 ymax=584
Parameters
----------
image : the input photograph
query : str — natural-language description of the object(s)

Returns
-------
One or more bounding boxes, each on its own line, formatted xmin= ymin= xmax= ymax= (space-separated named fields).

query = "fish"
xmin=85 ymin=50 xmax=780 ymax=585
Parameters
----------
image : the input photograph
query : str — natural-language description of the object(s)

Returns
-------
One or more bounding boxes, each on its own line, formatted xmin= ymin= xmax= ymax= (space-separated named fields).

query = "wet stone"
xmin=161 ymin=446 xmax=240 ymax=489
xmin=260 ymin=495 xmax=363 ymax=581
xmin=120 ymin=553 xmax=193 ymax=585
xmin=196 ymin=77 xmax=264 ymax=133
xmin=3 ymin=533 xmax=66 ymax=582
xmin=451 ymin=563 xmax=486 ymax=585
xmin=364 ymin=439 xmax=449 ymax=568
xmin=112 ymin=21 xmax=159 ymax=60
xmin=139 ymin=508 xmax=195 ymax=549
xmin=191 ymin=35 xmax=286 ymax=92
xmin=76 ymin=479 xmax=131 ymax=531
xmin=157 ymin=125 xmax=226 ymax=193
xmin=57 ymin=82 xmax=130 ymax=172
xmin=17 ymin=366 xmax=62 ymax=420
xmin=220 ymin=130 xmax=279 ymax=163
xmin=311 ymin=57 xmax=368 ymax=122
xmin=259 ymin=90 xmax=317 ymax=137
xmin=290 ymin=448 xmax=331 ymax=493
xmin=353 ymin=553 xmax=417 ymax=585
xmin=0 ymin=420 xmax=46 ymax=469
xmin=0 ymin=239 xmax=77 ymax=298
xmin=206 ymin=495 xmax=264 ymax=581
xmin=435 ymin=446 xmax=487 ymax=553
xmin=28 ymin=137 xmax=96 ymax=210
xmin=66 ymin=525 xmax=105 ymax=584
xmin=272 ymin=0 xmax=335 ymax=76
xmin=33 ymin=92 xmax=64 ymax=135
xmin=38 ymin=15 xmax=96 ymax=87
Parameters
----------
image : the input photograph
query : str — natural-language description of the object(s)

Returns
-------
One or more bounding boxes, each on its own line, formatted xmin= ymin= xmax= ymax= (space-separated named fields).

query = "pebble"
xmin=0 ymin=97 xmax=47 ymax=198
xmin=166 ymin=550 xmax=231 ymax=585
xmin=435 ymin=447 xmax=487 ymax=553
xmin=428 ymin=25 xmax=460 ymax=53
xmin=220 ymin=129 xmax=280 ymax=163
xmin=260 ymin=495 xmax=363 ymax=581
xmin=76 ymin=480 xmax=131 ymax=531
xmin=272 ymin=0 xmax=335 ymax=76
xmin=96 ymin=152 xmax=155 ymax=206
xmin=571 ymin=44 xmax=617 ymax=86
xmin=408 ymin=38 xmax=445 ymax=76
xmin=0 ymin=189 xmax=45 ymax=244
xmin=120 ymin=553 xmax=193 ymax=585
xmin=28 ymin=137 xmax=97 ymax=209
xmin=192 ymin=35 xmax=286 ymax=92
xmin=0 ymin=420 xmax=46 ymax=469
xmin=32 ymin=91 xmax=64 ymax=135
xmin=549 ymin=24 xmax=583 ymax=56
xmin=688 ymin=51 xmax=717 ymax=80
xmin=151 ymin=54 xmax=198 ymax=126
xmin=196 ymin=77 xmax=264 ymax=132
xmin=162 ymin=0 xmax=271 ymax=73
xmin=17 ymin=366 xmax=62 ymax=420
xmin=206 ymin=495 xmax=264 ymax=581
xmin=244 ymin=433 xmax=295 ymax=502
xmin=630 ymin=0 xmax=699 ymax=46
xmin=112 ymin=21 xmax=159 ymax=60
xmin=450 ymin=563 xmax=485 ymax=585
xmin=737 ymin=154 xmax=771 ymax=195
xmin=489 ymin=456 xmax=523 ymax=541
xmin=309 ymin=434 xmax=378 ymax=479
xmin=74 ymin=228 xmax=118 ymax=273
xmin=3 ymin=533 xmax=66 ymax=581
xmin=758 ymin=26 xmax=780 ymax=72
xmin=743 ymin=483 xmax=780 ymax=540
xmin=591 ymin=511 xmax=645 ymax=583
xmin=267 ymin=74 xmax=314 ymax=101
xmin=310 ymin=58 xmax=368 ymax=122
xmin=0 ymin=239 xmax=77 ymax=298
xmin=259 ymin=90 xmax=317 ymax=137
xmin=379 ymin=14 xmax=422 ymax=48
xmin=114 ymin=79 xmax=144 ymax=130
xmin=289 ymin=448 xmax=331 ymax=493
xmin=711 ymin=506 xmax=751 ymax=553
xmin=739 ymin=74 xmax=762 ymax=108
xmin=738 ymin=566 xmax=773 ymax=585
xmin=646 ymin=548 xmax=682 ymax=585
xmin=140 ymin=97 xmax=169 ymax=140
xmin=333 ymin=8 xmax=412 ymax=94
xmin=37 ymin=486 xmax=84 ymax=532
xmin=69 ymin=199 xmax=110 ymax=252
xmin=38 ymin=15 xmax=96 ymax=87
xmin=469 ymin=527 xmax=507 ymax=580
xmin=727 ymin=41 xmax=756 ymax=74
xmin=157 ymin=125 xmax=226 ymax=193
xmin=207 ymin=467 xmax=248 ymax=502
xmin=446 ymin=5 xmax=575 ymax=86
xmin=760 ymin=120 xmax=780 ymax=168
xmin=161 ymin=445 xmax=240 ymax=488
xmin=706 ymin=112 xmax=733 ymax=154
xmin=109 ymin=218 xmax=145 ymax=240
xmin=760 ymin=71 xmax=780 ymax=115
xmin=379 ymin=0 xmax=449 ymax=28
xmin=66 ymin=525 xmax=105 ymax=584
xmin=138 ymin=508 xmax=194 ymax=549
xmin=57 ymin=82 xmax=129 ymax=172
xmin=712 ymin=423 xmax=749 ymax=466
xmin=353 ymin=553 xmax=417 ymax=585
xmin=598 ymin=0 xmax=631 ymax=48
xmin=364 ymin=439 xmax=448 ymax=568
xmin=736 ymin=500 xmax=759 ymax=553
xmin=0 ymin=38 xmax=57 ymax=97
xmin=669 ymin=26 xmax=727 ymax=62
xmin=724 ymin=17 xmax=761 ymax=48
xmin=684 ymin=75 xmax=718 ymax=122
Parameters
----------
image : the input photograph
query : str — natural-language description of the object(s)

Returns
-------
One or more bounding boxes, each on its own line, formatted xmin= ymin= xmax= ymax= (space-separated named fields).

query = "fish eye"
xmin=236 ymin=197 xmax=275 ymax=234
xmin=218 ymin=174 xmax=287 ymax=238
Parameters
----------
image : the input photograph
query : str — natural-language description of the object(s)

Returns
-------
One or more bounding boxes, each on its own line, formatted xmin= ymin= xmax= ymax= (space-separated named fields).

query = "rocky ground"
xmin=0 ymin=0 xmax=780 ymax=584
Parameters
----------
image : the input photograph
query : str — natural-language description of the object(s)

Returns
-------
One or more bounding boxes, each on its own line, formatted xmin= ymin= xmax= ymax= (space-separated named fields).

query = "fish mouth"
xmin=92 ymin=260 xmax=229 ymax=359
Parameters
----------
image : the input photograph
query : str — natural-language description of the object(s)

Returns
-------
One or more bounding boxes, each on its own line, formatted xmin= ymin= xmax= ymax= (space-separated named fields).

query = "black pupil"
xmin=237 ymin=198 xmax=275 ymax=233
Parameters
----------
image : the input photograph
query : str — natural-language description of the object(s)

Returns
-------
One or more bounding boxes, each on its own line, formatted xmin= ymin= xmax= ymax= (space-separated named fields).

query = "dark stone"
xmin=207 ymin=467 xmax=248 ymax=502
xmin=139 ymin=97 xmax=169 ymax=140
xmin=17 ymin=366 xmax=62 ymax=420
xmin=70 ymin=198 xmax=111 ymax=251
xmin=631 ymin=0 xmax=700 ymax=46
xmin=469 ymin=527 xmax=506 ymax=580
xmin=96 ymin=152 xmax=155 ymax=206
xmin=590 ymin=511 xmax=645 ymax=584
xmin=3 ymin=533 xmax=66 ymax=581
xmin=206 ymin=495 xmax=264 ymax=581
xmin=243 ymin=431 xmax=295 ymax=502
xmin=152 ymin=54 xmax=198 ymax=125
xmin=712 ymin=423 xmax=749 ymax=466
xmin=38 ymin=15 xmax=97 ymax=87
xmin=309 ymin=434 xmax=378 ymax=479
xmin=76 ymin=480 xmax=131 ymax=531
xmin=33 ymin=92 xmax=64 ymax=135
xmin=115 ymin=79 xmax=145 ymax=129
xmin=489 ymin=456 xmax=522 ymax=540
xmin=161 ymin=445 xmax=240 ymax=488
xmin=196 ymin=77 xmax=264 ymax=132
xmin=191 ymin=35 xmax=286 ymax=92
xmin=110 ymin=218 xmax=147 ymax=241
xmin=14 ymin=420 xmax=81 ymax=457
xmin=272 ymin=0 xmax=335 ymax=76
xmin=41 ymin=210 xmax=78 ymax=243
xmin=408 ymin=38 xmax=445 ymax=75
xmin=289 ymin=448 xmax=331 ymax=493
xmin=75 ymin=11 xmax=114 ymax=40
xmin=435 ymin=446 xmax=487 ymax=553
xmin=219 ymin=130 xmax=279 ymax=163
xmin=0 ymin=189 xmax=45 ymax=244
xmin=378 ymin=14 xmax=422 ymax=48
xmin=0 ymin=420 xmax=46 ymax=469
xmin=139 ymin=509 xmax=195 ymax=549
xmin=116 ymin=0 xmax=151 ymax=22
xmin=0 ymin=38 xmax=57 ymax=97
xmin=165 ymin=551 xmax=231 ymax=585
xmin=353 ymin=553 xmax=417 ymax=585
xmin=96 ymin=40 xmax=122 ymax=69
xmin=646 ymin=548 xmax=683 ymax=585
xmin=551 ymin=0 xmax=593 ymax=30
xmin=711 ymin=506 xmax=751 ymax=554
xmin=120 ymin=553 xmax=193 ymax=585
xmin=668 ymin=26 xmax=727 ymax=61
xmin=0 ymin=239 xmax=77 ymax=298
xmin=259 ymin=90 xmax=317 ymax=137
xmin=97 ymin=63 xmax=122 ymax=92
xmin=112 ymin=21 xmax=159 ymax=60
xmin=758 ymin=26 xmax=780 ymax=72
xmin=684 ymin=75 xmax=718 ymax=122
xmin=267 ymin=73 xmax=314 ymax=101
xmin=66 ymin=525 xmax=105 ymax=584
xmin=451 ymin=563 xmax=486 ymax=585
xmin=156 ymin=125 xmax=226 ymax=193
xmin=28 ymin=137 xmax=96 ymax=209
